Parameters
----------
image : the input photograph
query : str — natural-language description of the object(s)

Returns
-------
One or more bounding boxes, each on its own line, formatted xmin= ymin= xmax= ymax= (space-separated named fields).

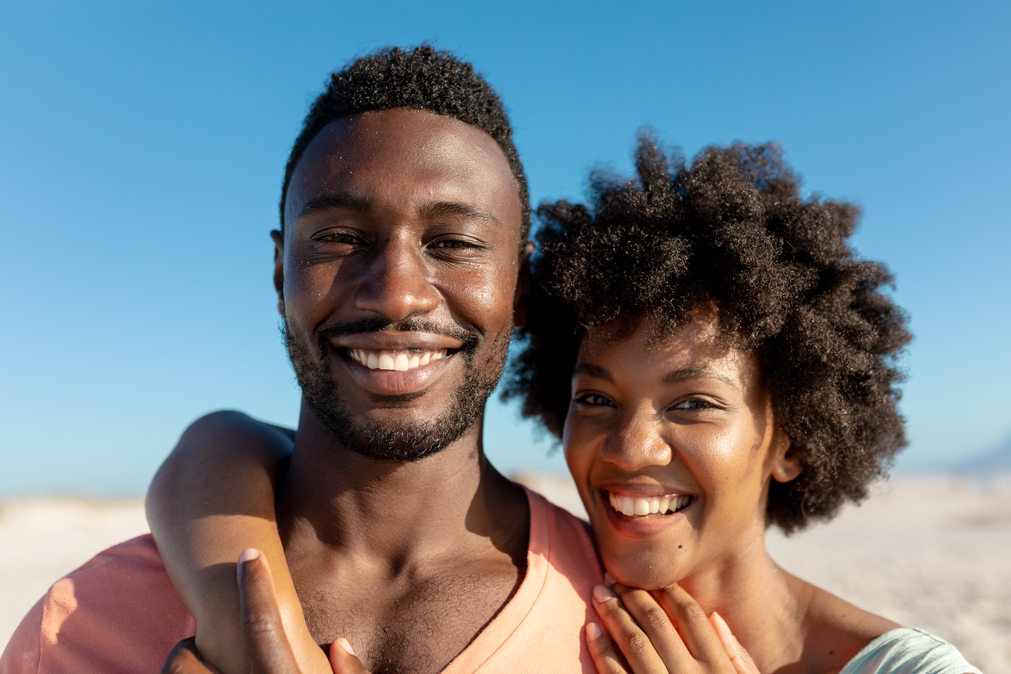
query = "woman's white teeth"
xmin=350 ymin=349 xmax=447 ymax=371
xmin=609 ymin=491 xmax=691 ymax=517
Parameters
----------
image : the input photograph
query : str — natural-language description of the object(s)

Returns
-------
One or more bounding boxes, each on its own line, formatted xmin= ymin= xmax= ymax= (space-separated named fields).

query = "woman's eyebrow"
xmin=571 ymin=362 xmax=613 ymax=383
xmin=663 ymin=367 xmax=737 ymax=388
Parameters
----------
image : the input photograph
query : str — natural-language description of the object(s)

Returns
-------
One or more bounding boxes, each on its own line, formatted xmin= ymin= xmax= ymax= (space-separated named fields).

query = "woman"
xmin=149 ymin=135 xmax=980 ymax=673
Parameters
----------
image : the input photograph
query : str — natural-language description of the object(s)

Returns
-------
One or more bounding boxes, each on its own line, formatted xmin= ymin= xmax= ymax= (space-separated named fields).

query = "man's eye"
xmin=319 ymin=233 xmax=362 ymax=245
xmin=431 ymin=239 xmax=474 ymax=249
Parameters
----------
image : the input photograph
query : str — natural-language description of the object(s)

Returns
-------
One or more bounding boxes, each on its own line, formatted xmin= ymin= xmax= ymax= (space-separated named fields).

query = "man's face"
xmin=275 ymin=108 xmax=525 ymax=461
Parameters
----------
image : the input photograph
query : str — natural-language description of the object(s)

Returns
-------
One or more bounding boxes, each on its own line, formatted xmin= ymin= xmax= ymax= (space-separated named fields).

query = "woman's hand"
xmin=587 ymin=579 xmax=758 ymax=674
xmin=160 ymin=549 xmax=370 ymax=674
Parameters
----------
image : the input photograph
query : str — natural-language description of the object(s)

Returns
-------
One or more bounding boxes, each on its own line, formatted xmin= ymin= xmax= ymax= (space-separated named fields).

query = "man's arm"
xmin=146 ymin=410 xmax=328 ymax=674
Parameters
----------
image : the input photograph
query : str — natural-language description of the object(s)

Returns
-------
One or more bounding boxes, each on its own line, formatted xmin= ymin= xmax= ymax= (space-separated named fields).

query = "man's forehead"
xmin=283 ymin=108 xmax=522 ymax=230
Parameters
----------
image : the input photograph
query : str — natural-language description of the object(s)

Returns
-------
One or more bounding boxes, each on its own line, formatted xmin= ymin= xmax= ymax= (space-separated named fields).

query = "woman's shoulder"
xmin=836 ymin=628 xmax=982 ymax=674
xmin=790 ymin=577 xmax=902 ymax=673
xmin=802 ymin=579 xmax=902 ymax=635
xmin=794 ymin=580 xmax=980 ymax=673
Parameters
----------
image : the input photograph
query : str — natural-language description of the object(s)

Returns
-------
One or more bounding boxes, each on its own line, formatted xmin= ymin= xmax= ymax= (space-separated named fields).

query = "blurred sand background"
xmin=2 ymin=473 xmax=1008 ymax=672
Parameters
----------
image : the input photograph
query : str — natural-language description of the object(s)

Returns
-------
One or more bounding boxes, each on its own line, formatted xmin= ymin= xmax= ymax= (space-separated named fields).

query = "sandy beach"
xmin=2 ymin=474 xmax=1008 ymax=671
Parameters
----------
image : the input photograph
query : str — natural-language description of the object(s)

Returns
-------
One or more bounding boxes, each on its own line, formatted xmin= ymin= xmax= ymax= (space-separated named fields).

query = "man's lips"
xmin=329 ymin=331 xmax=465 ymax=352
xmin=328 ymin=332 xmax=464 ymax=396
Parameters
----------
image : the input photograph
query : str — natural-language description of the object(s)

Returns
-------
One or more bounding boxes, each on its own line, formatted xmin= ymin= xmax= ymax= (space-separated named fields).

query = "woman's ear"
xmin=770 ymin=431 xmax=802 ymax=483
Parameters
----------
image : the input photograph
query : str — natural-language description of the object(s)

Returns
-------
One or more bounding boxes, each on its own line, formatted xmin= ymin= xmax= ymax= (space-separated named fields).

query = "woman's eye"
xmin=672 ymin=398 xmax=717 ymax=411
xmin=573 ymin=393 xmax=613 ymax=407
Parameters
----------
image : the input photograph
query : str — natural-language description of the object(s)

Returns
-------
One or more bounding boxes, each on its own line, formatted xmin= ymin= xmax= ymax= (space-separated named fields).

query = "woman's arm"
xmin=146 ymin=410 xmax=329 ymax=674
xmin=160 ymin=549 xmax=367 ymax=674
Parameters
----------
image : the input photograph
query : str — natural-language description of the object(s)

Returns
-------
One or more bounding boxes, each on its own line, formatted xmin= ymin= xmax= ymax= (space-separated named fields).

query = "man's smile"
xmin=347 ymin=348 xmax=448 ymax=371
xmin=324 ymin=331 xmax=470 ymax=397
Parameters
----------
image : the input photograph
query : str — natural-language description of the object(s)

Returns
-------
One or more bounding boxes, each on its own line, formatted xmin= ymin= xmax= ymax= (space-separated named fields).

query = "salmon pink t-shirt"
xmin=1 ymin=488 xmax=603 ymax=673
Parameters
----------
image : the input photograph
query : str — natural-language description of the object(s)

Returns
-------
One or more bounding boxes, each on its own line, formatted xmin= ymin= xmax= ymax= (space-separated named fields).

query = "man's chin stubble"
xmin=281 ymin=320 xmax=507 ymax=463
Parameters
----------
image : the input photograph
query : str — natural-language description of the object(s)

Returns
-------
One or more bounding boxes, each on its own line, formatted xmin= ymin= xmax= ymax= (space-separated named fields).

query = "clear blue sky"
xmin=2 ymin=1 xmax=1009 ymax=495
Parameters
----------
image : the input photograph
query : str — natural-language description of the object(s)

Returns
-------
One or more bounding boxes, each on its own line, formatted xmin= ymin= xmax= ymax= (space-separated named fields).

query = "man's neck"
xmin=274 ymin=401 xmax=530 ymax=674
xmin=276 ymin=401 xmax=524 ymax=563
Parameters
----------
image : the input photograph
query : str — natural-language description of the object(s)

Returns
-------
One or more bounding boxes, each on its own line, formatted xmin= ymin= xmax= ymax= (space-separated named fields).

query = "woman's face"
xmin=563 ymin=309 xmax=797 ymax=589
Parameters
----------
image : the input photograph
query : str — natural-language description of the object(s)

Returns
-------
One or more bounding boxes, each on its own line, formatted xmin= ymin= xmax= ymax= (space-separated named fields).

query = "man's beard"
xmin=283 ymin=316 xmax=509 ymax=463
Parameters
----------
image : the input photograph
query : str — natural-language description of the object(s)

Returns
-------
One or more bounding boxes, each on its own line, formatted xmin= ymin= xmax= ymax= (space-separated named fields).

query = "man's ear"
xmin=513 ymin=241 xmax=535 ymax=329
xmin=270 ymin=229 xmax=285 ymax=317
xmin=770 ymin=430 xmax=802 ymax=483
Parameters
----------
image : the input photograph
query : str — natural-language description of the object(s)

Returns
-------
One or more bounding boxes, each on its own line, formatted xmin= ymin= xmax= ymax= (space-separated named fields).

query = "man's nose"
xmin=600 ymin=411 xmax=672 ymax=471
xmin=353 ymin=237 xmax=440 ymax=321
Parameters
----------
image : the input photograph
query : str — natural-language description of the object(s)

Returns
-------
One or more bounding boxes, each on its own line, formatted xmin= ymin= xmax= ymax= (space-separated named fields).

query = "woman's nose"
xmin=353 ymin=237 xmax=440 ymax=321
xmin=600 ymin=413 xmax=672 ymax=472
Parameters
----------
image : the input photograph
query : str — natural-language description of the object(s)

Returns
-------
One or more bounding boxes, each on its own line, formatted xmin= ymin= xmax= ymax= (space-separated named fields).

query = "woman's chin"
xmin=603 ymin=556 xmax=683 ymax=590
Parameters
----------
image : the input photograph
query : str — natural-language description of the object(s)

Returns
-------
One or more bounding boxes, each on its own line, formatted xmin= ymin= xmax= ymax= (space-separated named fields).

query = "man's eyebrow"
xmin=419 ymin=201 xmax=502 ymax=226
xmin=572 ymin=363 xmax=614 ymax=383
xmin=297 ymin=192 xmax=373 ymax=219
xmin=663 ymin=367 xmax=738 ymax=388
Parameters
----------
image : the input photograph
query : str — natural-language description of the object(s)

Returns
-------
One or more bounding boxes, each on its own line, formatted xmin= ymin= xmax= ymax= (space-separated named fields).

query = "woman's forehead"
xmin=579 ymin=305 xmax=724 ymax=352
xmin=576 ymin=310 xmax=765 ymax=388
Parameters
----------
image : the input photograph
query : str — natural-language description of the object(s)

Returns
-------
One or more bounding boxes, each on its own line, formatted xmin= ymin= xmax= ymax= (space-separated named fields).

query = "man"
xmin=0 ymin=47 xmax=602 ymax=674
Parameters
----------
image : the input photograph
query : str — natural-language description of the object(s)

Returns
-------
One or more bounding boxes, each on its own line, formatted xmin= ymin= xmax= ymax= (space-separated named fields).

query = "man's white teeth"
xmin=349 ymin=349 xmax=447 ymax=371
xmin=609 ymin=491 xmax=692 ymax=517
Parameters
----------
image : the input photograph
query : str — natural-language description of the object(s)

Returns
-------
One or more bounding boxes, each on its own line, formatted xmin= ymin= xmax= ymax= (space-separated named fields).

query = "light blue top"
xmin=839 ymin=628 xmax=981 ymax=674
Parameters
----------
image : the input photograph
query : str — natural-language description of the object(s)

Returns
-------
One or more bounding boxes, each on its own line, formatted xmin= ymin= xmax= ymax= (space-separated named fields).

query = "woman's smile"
xmin=563 ymin=307 xmax=796 ymax=590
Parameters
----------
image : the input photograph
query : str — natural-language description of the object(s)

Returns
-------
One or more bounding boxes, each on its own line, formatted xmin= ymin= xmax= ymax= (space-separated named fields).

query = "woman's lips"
xmin=597 ymin=489 xmax=697 ymax=537
xmin=606 ymin=490 xmax=694 ymax=518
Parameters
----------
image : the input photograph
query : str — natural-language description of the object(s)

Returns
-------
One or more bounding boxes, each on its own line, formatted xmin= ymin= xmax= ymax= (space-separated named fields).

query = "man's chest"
xmin=294 ymin=565 xmax=522 ymax=674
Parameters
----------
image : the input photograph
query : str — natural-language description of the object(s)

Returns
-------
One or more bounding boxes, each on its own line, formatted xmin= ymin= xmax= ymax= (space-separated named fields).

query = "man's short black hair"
xmin=505 ymin=132 xmax=912 ymax=534
xmin=280 ymin=45 xmax=530 ymax=241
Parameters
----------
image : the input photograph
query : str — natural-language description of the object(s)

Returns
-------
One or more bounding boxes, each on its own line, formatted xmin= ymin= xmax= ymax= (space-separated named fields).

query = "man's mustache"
xmin=316 ymin=316 xmax=478 ymax=349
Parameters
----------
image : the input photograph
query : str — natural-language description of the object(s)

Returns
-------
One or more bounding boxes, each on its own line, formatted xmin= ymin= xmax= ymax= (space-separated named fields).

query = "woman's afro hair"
xmin=279 ymin=45 xmax=530 ymax=240
xmin=505 ymin=132 xmax=911 ymax=534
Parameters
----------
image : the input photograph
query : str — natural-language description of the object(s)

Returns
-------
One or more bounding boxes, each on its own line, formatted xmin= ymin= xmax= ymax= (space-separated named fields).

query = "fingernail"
xmin=711 ymin=611 xmax=729 ymax=633
xmin=337 ymin=637 xmax=355 ymax=656
xmin=587 ymin=623 xmax=602 ymax=640
xmin=710 ymin=612 xmax=739 ymax=657
xmin=603 ymin=571 xmax=617 ymax=586
xmin=592 ymin=584 xmax=616 ymax=603
xmin=237 ymin=548 xmax=260 ymax=565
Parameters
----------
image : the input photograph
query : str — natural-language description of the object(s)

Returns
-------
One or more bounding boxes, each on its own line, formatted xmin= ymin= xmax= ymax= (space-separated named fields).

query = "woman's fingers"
xmin=603 ymin=579 xmax=757 ymax=674
xmin=591 ymin=583 xmax=670 ymax=673
xmin=650 ymin=583 xmax=727 ymax=666
xmin=585 ymin=622 xmax=631 ymax=674
xmin=607 ymin=582 xmax=694 ymax=671
xmin=709 ymin=612 xmax=759 ymax=674
xmin=160 ymin=637 xmax=220 ymax=674
xmin=237 ymin=548 xmax=302 ymax=674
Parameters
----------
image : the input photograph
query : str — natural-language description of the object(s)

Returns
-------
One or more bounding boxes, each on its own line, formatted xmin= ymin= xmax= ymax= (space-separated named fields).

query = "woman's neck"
xmin=676 ymin=532 xmax=811 ymax=672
